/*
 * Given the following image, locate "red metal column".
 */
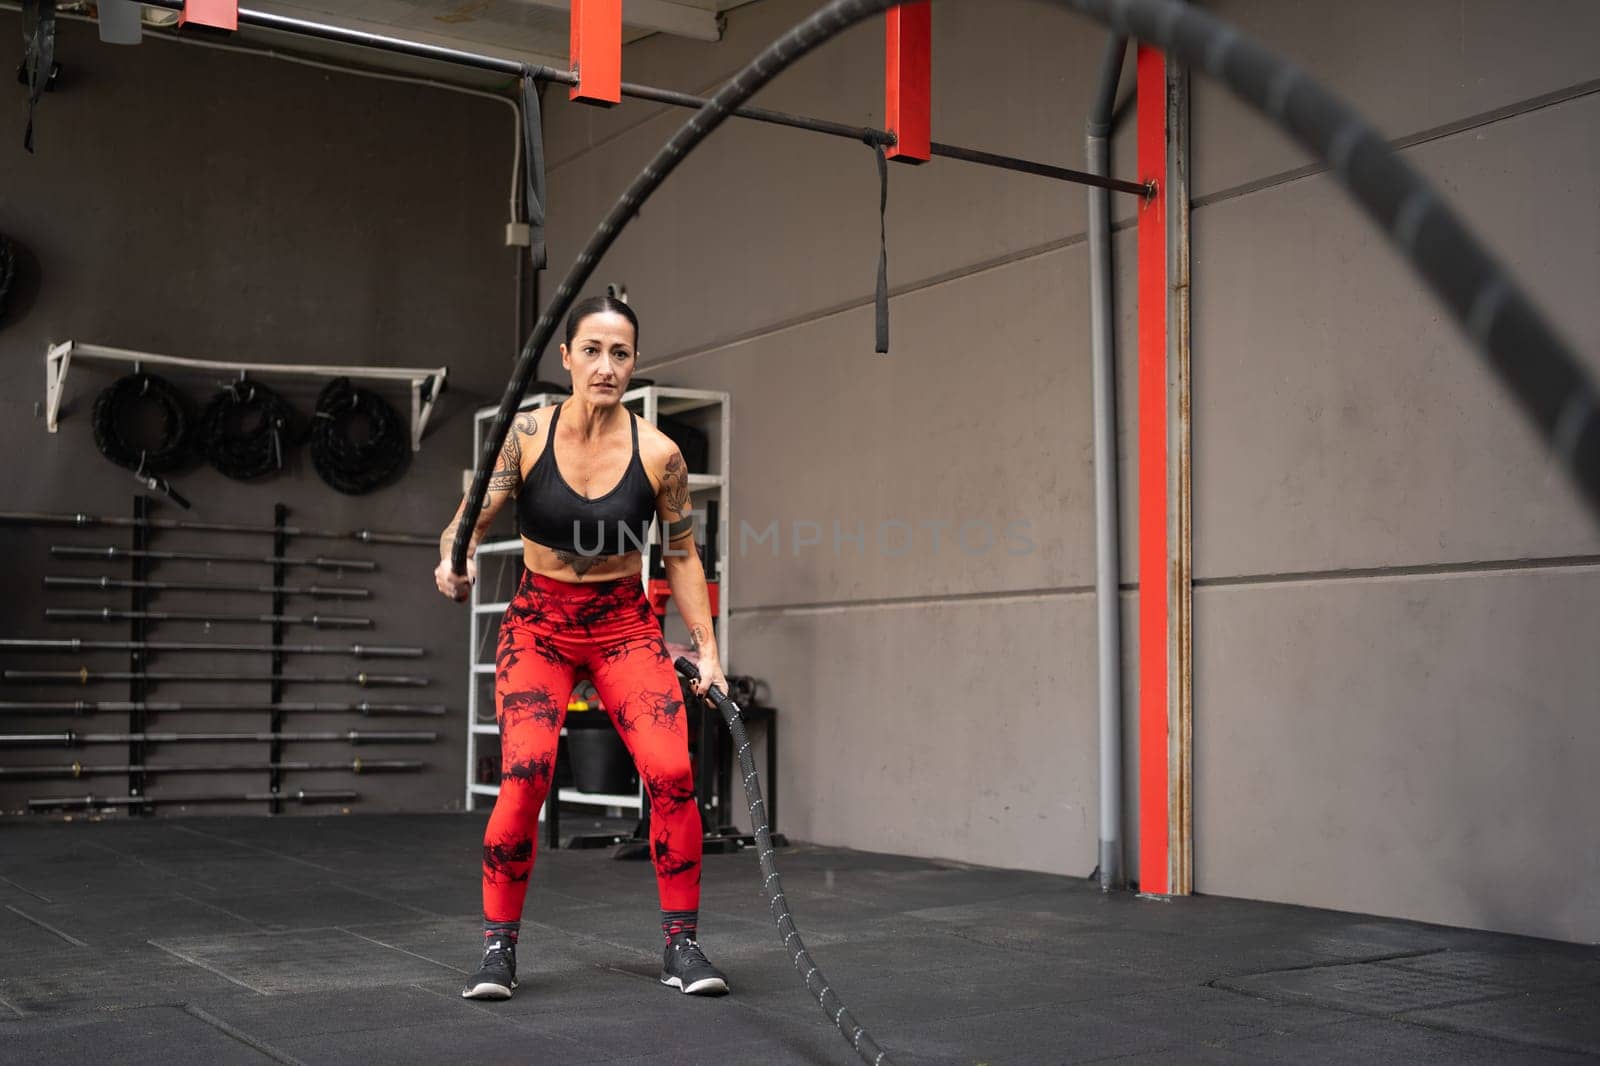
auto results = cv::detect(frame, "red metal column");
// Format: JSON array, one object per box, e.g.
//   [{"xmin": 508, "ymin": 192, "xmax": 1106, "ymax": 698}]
[
  {"xmin": 885, "ymin": 2, "xmax": 931, "ymax": 163},
  {"xmin": 180, "ymin": 1, "xmax": 237, "ymax": 31},
  {"xmin": 570, "ymin": 0, "xmax": 622, "ymax": 107},
  {"xmin": 1136, "ymin": 43, "xmax": 1171, "ymax": 896}
]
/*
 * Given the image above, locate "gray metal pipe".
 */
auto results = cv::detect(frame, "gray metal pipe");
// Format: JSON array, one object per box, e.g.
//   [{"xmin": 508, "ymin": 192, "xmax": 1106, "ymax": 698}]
[{"xmin": 1087, "ymin": 33, "xmax": 1128, "ymax": 893}]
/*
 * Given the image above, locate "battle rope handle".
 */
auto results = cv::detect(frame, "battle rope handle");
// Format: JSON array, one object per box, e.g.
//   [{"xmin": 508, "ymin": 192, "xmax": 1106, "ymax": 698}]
[
  {"xmin": 452, "ymin": 0, "xmax": 1599, "ymax": 580},
  {"xmin": 675, "ymin": 658, "xmax": 892, "ymax": 1066}
]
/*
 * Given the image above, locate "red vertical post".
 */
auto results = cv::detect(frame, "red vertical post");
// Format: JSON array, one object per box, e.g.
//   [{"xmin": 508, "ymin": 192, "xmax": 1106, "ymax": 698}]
[
  {"xmin": 179, "ymin": 0, "xmax": 238, "ymax": 31},
  {"xmin": 1136, "ymin": 43, "xmax": 1170, "ymax": 896},
  {"xmin": 885, "ymin": 2, "xmax": 931, "ymax": 163},
  {"xmin": 570, "ymin": 0, "xmax": 623, "ymax": 107}
]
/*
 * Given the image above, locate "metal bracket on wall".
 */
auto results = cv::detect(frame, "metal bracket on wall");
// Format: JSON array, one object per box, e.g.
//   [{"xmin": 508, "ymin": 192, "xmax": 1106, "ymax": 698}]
[{"xmin": 44, "ymin": 340, "xmax": 449, "ymax": 452}]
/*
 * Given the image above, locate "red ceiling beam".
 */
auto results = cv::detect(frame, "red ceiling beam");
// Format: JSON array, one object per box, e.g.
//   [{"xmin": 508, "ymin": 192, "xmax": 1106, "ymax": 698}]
[
  {"xmin": 570, "ymin": 0, "xmax": 623, "ymax": 107},
  {"xmin": 179, "ymin": 1, "xmax": 238, "ymax": 31},
  {"xmin": 884, "ymin": 2, "xmax": 931, "ymax": 163}
]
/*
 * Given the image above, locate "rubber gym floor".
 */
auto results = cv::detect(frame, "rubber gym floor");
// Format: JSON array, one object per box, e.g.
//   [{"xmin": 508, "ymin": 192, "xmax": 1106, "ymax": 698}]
[{"xmin": 1, "ymin": 813, "xmax": 1596, "ymax": 1065}]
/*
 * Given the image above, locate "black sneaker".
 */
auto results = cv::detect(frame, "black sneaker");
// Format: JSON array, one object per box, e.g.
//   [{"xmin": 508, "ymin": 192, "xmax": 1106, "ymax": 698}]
[
  {"xmin": 461, "ymin": 936, "xmax": 517, "ymax": 1000},
  {"xmin": 660, "ymin": 934, "xmax": 728, "ymax": 995}
]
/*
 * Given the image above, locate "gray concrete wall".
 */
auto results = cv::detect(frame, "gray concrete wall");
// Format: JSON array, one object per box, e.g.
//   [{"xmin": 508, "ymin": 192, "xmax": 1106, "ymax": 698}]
[
  {"xmin": 1192, "ymin": 0, "xmax": 1600, "ymax": 943},
  {"xmin": 0, "ymin": 16, "xmax": 521, "ymax": 816},
  {"xmin": 541, "ymin": 0, "xmax": 1146, "ymax": 880},
  {"xmin": 539, "ymin": 0, "xmax": 1599, "ymax": 943}
]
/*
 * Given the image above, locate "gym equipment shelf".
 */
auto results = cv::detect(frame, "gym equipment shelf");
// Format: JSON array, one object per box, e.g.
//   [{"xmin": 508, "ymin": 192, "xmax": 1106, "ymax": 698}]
[
  {"xmin": 45, "ymin": 340, "xmax": 448, "ymax": 452},
  {"xmin": 463, "ymin": 385, "xmax": 731, "ymax": 817}
]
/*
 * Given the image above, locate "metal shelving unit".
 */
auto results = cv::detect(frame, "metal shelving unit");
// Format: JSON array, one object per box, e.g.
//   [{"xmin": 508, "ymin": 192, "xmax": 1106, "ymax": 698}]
[{"xmin": 463, "ymin": 385, "xmax": 730, "ymax": 814}]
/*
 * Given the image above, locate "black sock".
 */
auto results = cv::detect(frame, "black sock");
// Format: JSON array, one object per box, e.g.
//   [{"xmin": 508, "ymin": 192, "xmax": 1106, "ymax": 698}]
[
  {"xmin": 661, "ymin": 910, "xmax": 697, "ymax": 941},
  {"xmin": 484, "ymin": 920, "xmax": 520, "ymax": 946}
]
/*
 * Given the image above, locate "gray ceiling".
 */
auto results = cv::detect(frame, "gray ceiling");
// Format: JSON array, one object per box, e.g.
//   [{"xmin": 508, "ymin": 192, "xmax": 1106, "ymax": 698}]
[{"xmin": 223, "ymin": 0, "xmax": 755, "ymax": 68}]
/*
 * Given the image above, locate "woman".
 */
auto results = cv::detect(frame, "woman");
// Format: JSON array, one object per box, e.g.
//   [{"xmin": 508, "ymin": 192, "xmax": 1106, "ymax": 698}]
[{"xmin": 434, "ymin": 295, "xmax": 729, "ymax": 1001}]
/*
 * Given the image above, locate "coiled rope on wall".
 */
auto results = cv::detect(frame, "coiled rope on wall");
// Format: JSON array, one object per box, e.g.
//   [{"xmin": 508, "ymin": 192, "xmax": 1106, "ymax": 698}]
[
  {"xmin": 453, "ymin": 2, "xmax": 1600, "ymax": 1061},
  {"xmin": 310, "ymin": 377, "xmax": 409, "ymax": 495},
  {"xmin": 198, "ymin": 379, "xmax": 296, "ymax": 481},
  {"xmin": 91, "ymin": 372, "xmax": 192, "ymax": 474}
]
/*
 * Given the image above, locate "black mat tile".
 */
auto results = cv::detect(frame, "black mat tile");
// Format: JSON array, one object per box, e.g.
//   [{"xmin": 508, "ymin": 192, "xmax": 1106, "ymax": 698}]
[
  {"xmin": 191, "ymin": 984, "xmax": 485, "ymax": 1043},
  {"xmin": 1216, "ymin": 959, "xmax": 1520, "ymax": 1014},
  {"xmin": 147, "ymin": 928, "xmax": 462, "ymax": 994},
  {"xmin": 1403, "ymin": 990, "xmax": 1600, "ymax": 1057},
  {"xmin": 1072, "ymin": 984, "xmax": 1354, "ymax": 1045},
  {"xmin": 1384, "ymin": 948, "xmax": 1600, "ymax": 995},
  {"xmin": 184, "ymin": 884, "xmax": 434, "ymax": 931},
  {"xmin": 881, "ymin": 1000, "xmax": 1186, "ymax": 1065},
  {"xmin": 1228, "ymin": 1016, "xmax": 1597, "ymax": 1065},
  {"xmin": 2, "ymin": 815, "xmax": 1594, "ymax": 1066},
  {"xmin": 0, "ymin": 943, "xmax": 254, "ymax": 1015},
  {"xmin": 0, "ymin": 1005, "xmax": 274, "ymax": 1066},
  {"xmin": 274, "ymin": 1013, "xmax": 601, "ymax": 1065},
  {"xmin": 0, "ymin": 904, "xmax": 83, "ymax": 957}
]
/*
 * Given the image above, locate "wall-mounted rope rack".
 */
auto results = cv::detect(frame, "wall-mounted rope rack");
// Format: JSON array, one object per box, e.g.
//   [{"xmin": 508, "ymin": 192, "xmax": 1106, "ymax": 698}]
[{"xmin": 45, "ymin": 341, "xmax": 448, "ymax": 452}]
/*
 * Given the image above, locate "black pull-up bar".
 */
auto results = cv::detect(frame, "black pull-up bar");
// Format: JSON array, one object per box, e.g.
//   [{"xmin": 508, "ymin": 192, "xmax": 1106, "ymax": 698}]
[{"xmin": 132, "ymin": 0, "xmax": 1149, "ymax": 197}]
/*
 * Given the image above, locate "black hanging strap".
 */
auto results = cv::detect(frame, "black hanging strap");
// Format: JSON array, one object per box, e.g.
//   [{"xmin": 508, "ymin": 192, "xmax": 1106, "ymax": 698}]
[
  {"xmin": 520, "ymin": 70, "xmax": 549, "ymax": 270},
  {"xmin": 872, "ymin": 141, "xmax": 889, "ymax": 354},
  {"xmin": 21, "ymin": 0, "xmax": 57, "ymax": 154}
]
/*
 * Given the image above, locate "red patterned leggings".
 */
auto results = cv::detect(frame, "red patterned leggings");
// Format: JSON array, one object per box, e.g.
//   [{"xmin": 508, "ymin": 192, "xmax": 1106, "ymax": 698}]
[{"xmin": 482, "ymin": 570, "xmax": 702, "ymax": 923}]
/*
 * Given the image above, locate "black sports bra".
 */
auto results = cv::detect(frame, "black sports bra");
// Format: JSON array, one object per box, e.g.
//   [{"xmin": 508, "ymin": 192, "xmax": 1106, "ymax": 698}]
[{"xmin": 516, "ymin": 403, "xmax": 657, "ymax": 557}]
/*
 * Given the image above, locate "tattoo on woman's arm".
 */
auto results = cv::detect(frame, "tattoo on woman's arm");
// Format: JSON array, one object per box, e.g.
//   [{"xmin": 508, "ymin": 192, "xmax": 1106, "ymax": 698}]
[
  {"xmin": 667, "ymin": 515, "xmax": 695, "ymax": 542},
  {"xmin": 662, "ymin": 452, "xmax": 690, "ymax": 517},
  {"xmin": 690, "ymin": 624, "xmax": 710, "ymax": 651},
  {"xmin": 489, "ymin": 425, "xmax": 523, "ymax": 494}
]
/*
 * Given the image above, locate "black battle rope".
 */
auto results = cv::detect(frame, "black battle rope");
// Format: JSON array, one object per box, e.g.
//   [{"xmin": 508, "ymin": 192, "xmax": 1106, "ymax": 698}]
[
  {"xmin": 91, "ymin": 373, "xmax": 193, "ymax": 507},
  {"xmin": 20, "ymin": 0, "xmax": 56, "ymax": 153},
  {"xmin": 674, "ymin": 659, "xmax": 888, "ymax": 1065},
  {"xmin": 198, "ymin": 378, "xmax": 296, "ymax": 480},
  {"xmin": 310, "ymin": 377, "xmax": 408, "ymax": 495},
  {"xmin": 92, "ymin": 376, "xmax": 191, "ymax": 470},
  {"xmin": 453, "ymin": 0, "xmax": 1600, "ymax": 584},
  {"xmin": 0, "ymin": 234, "xmax": 17, "ymax": 318}
]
